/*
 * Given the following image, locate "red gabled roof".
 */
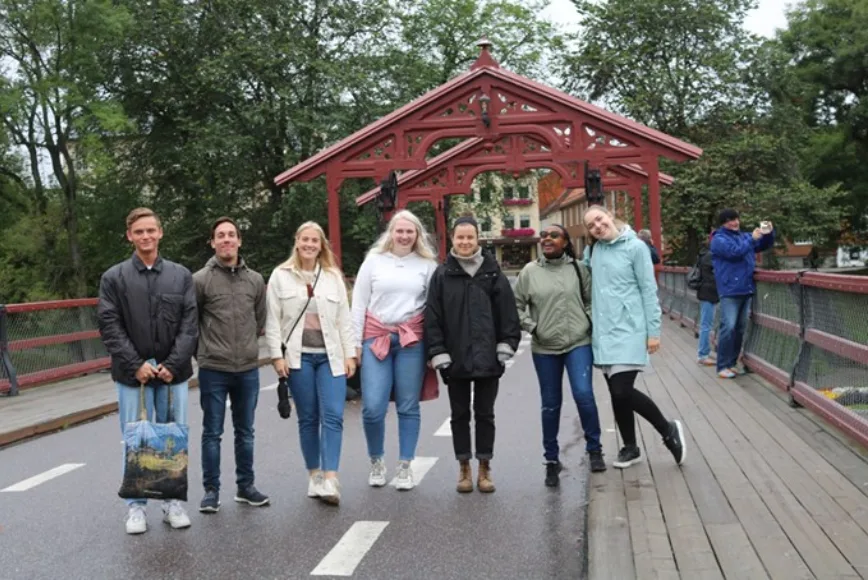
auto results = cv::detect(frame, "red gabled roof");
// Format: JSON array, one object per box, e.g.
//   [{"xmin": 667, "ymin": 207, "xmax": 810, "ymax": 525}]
[{"xmin": 275, "ymin": 56, "xmax": 701, "ymax": 186}]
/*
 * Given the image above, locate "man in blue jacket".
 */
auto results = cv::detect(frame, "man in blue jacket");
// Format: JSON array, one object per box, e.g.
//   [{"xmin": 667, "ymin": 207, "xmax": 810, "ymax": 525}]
[{"xmin": 710, "ymin": 208, "xmax": 775, "ymax": 379}]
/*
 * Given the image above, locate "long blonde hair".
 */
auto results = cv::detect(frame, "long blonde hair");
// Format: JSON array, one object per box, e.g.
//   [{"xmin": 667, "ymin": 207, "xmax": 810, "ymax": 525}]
[
  {"xmin": 281, "ymin": 221, "xmax": 340, "ymax": 273},
  {"xmin": 581, "ymin": 205, "xmax": 627, "ymax": 241},
  {"xmin": 368, "ymin": 209, "xmax": 437, "ymax": 260}
]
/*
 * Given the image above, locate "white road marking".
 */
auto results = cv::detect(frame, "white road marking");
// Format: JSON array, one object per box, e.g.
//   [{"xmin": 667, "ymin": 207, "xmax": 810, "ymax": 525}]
[
  {"xmin": 311, "ymin": 521, "xmax": 389, "ymax": 576},
  {"xmin": 516, "ymin": 348, "xmax": 525, "ymax": 356},
  {"xmin": 504, "ymin": 360, "xmax": 515, "ymax": 368},
  {"xmin": 434, "ymin": 419, "xmax": 452, "ymax": 437},
  {"xmin": 1, "ymin": 463, "xmax": 85, "ymax": 492},
  {"xmin": 389, "ymin": 457, "xmax": 438, "ymax": 488}
]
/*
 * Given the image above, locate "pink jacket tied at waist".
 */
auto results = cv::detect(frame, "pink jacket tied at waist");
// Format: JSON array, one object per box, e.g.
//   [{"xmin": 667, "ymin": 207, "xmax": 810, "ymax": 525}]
[{"xmin": 363, "ymin": 311, "xmax": 439, "ymax": 402}]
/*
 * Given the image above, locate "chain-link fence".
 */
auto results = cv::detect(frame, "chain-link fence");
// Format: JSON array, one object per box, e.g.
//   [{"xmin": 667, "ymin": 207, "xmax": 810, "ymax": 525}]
[
  {"xmin": 658, "ymin": 266, "xmax": 868, "ymax": 448},
  {"xmin": 0, "ymin": 299, "xmax": 109, "ymax": 395}
]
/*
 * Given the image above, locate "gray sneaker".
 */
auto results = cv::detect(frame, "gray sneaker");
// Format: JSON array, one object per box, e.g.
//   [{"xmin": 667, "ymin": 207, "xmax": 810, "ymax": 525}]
[
  {"xmin": 199, "ymin": 487, "xmax": 220, "ymax": 513},
  {"xmin": 125, "ymin": 505, "xmax": 147, "ymax": 535},
  {"xmin": 368, "ymin": 457, "xmax": 387, "ymax": 487},
  {"xmin": 161, "ymin": 500, "xmax": 191, "ymax": 529},
  {"xmin": 395, "ymin": 461, "xmax": 414, "ymax": 491}
]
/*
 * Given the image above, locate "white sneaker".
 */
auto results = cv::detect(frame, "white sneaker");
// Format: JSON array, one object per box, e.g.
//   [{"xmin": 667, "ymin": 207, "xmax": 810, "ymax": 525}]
[
  {"xmin": 161, "ymin": 499, "xmax": 191, "ymax": 529},
  {"xmin": 125, "ymin": 505, "xmax": 147, "ymax": 535},
  {"xmin": 319, "ymin": 477, "xmax": 341, "ymax": 505},
  {"xmin": 395, "ymin": 461, "xmax": 414, "ymax": 491},
  {"xmin": 368, "ymin": 457, "xmax": 387, "ymax": 487},
  {"xmin": 308, "ymin": 473, "xmax": 324, "ymax": 498}
]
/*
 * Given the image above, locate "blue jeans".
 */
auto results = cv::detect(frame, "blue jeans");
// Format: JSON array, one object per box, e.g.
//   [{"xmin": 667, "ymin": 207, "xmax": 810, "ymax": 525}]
[
  {"xmin": 289, "ymin": 353, "xmax": 346, "ymax": 472},
  {"xmin": 717, "ymin": 295, "xmax": 752, "ymax": 371},
  {"xmin": 199, "ymin": 368, "xmax": 259, "ymax": 491},
  {"xmin": 697, "ymin": 301, "xmax": 717, "ymax": 359},
  {"xmin": 361, "ymin": 334, "xmax": 426, "ymax": 461},
  {"xmin": 531, "ymin": 345, "xmax": 602, "ymax": 460},
  {"xmin": 117, "ymin": 377, "xmax": 188, "ymax": 507}
]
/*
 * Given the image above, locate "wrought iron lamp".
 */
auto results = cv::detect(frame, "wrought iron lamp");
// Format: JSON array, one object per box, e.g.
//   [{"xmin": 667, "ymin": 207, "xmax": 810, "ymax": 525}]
[
  {"xmin": 479, "ymin": 93, "xmax": 491, "ymax": 128},
  {"xmin": 378, "ymin": 171, "xmax": 398, "ymax": 213},
  {"xmin": 584, "ymin": 161, "xmax": 604, "ymax": 205}
]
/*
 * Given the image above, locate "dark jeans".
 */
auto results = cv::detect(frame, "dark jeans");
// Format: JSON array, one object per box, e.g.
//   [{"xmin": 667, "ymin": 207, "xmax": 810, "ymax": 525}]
[
  {"xmin": 604, "ymin": 371, "xmax": 670, "ymax": 447},
  {"xmin": 532, "ymin": 345, "xmax": 602, "ymax": 460},
  {"xmin": 199, "ymin": 368, "xmax": 260, "ymax": 491},
  {"xmin": 447, "ymin": 377, "xmax": 499, "ymax": 461},
  {"xmin": 717, "ymin": 295, "xmax": 752, "ymax": 371}
]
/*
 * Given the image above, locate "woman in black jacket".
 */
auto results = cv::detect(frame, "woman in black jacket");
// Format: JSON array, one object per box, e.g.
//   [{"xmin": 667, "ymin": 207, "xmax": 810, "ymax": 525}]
[
  {"xmin": 696, "ymin": 235, "xmax": 720, "ymax": 365},
  {"xmin": 425, "ymin": 216, "xmax": 522, "ymax": 494}
]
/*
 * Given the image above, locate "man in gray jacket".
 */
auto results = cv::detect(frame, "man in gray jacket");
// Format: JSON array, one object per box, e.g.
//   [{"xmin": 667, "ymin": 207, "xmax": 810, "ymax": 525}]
[
  {"xmin": 98, "ymin": 207, "xmax": 198, "ymax": 535},
  {"xmin": 194, "ymin": 217, "xmax": 268, "ymax": 513}
]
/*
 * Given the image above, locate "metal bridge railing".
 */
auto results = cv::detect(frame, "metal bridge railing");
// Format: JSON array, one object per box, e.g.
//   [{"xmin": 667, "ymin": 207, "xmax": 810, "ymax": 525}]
[{"xmin": 658, "ymin": 266, "xmax": 868, "ymax": 449}]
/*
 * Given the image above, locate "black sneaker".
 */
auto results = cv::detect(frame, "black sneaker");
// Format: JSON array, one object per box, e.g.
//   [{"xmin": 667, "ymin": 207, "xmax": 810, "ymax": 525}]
[
  {"xmin": 234, "ymin": 485, "xmax": 270, "ymax": 507},
  {"xmin": 589, "ymin": 451, "xmax": 607, "ymax": 473},
  {"xmin": 544, "ymin": 461, "xmax": 563, "ymax": 487},
  {"xmin": 199, "ymin": 487, "xmax": 220, "ymax": 513},
  {"xmin": 663, "ymin": 420, "xmax": 687, "ymax": 466},
  {"xmin": 612, "ymin": 445, "xmax": 642, "ymax": 469}
]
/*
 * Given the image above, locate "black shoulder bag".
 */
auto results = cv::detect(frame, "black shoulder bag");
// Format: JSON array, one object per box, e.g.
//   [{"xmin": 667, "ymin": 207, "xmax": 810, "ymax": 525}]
[{"xmin": 276, "ymin": 267, "xmax": 321, "ymax": 419}]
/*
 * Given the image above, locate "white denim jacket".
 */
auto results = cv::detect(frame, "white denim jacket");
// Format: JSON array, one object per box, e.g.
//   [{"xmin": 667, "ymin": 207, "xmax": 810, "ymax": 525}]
[{"xmin": 265, "ymin": 264, "xmax": 356, "ymax": 377}]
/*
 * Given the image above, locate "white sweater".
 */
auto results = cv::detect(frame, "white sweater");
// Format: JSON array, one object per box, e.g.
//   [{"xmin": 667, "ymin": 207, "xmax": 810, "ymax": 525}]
[{"xmin": 351, "ymin": 251, "xmax": 437, "ymax": 347}]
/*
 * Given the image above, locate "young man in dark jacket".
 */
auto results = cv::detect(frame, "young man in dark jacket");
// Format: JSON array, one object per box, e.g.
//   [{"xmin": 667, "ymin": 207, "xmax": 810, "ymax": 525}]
[
  {"xmin": 98, "ymin": 207, "xmax": 198, "ymax": 535},
  {"xmin": 696, "ymin": 235, "xmax": 719, "ymax": 366},
  {"xmin": 194, "ymin": 217, "xmax": 269, "ymax": 513},
  {"xmin": 710, "ymin": 209, "xmax": 775, "ymax": 378},
  {"xmin": 425, "ymin": 216, "xmax": 522, "ymax": 494}
]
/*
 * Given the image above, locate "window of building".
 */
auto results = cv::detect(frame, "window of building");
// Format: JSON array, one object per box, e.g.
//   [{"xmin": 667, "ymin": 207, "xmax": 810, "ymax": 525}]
[
  {"xmin": 520, "ymin": 214, "xmax": 531, "ymax": 229},
  {"xmin": 481, "ymin": 217, "xmax": 492, "ymax": 233},
  {"xmin": 518, "ymin": 184, "xmax": 530, "ymax": 199}
]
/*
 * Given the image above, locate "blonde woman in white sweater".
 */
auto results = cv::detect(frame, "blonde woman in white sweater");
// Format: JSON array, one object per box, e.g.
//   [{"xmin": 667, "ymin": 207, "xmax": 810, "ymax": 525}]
[
  {"xmin": 352, "ymin": 210, "xmax": 438, "ymax": 491},
  {"xmin": 265, "ymin": 222, "xmax": 356, "ymax": 505}
]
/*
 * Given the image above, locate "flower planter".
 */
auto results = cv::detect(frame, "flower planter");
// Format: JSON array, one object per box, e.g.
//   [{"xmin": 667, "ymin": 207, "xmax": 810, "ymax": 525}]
[
  {"xmin": 503, "ymin": 198, "xmax": 533, "ymax": 206},
  {"xmin": 501, "ymin": 228, "xmax": 535, "ymax": 238}
]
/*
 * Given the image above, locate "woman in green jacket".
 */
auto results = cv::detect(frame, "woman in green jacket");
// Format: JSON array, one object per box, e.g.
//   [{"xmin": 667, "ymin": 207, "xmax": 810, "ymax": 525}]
[
  {"xmin": 515, "ymin": 224, "xmax": 606, "ymax": 487},
  {"xmin": 583, "ymin": 206, "xmax": 686, "ymax": 469}
]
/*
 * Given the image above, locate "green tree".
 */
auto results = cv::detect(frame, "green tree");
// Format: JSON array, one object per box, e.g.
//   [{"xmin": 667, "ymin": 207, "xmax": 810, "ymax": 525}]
[
  {"xmin": 0, "ymin": 0, "xmax": 133, "ymax": 297},
  {"xmin": 776, "ymin": 0, "xmax": 868, "ymax": 235}
]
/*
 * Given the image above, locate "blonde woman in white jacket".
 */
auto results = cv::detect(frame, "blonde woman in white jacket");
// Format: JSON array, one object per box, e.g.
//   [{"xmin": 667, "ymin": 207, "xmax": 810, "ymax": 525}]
[{"xmin": 265, "ymin": 221, "xmax": 357, "ymax": 505}]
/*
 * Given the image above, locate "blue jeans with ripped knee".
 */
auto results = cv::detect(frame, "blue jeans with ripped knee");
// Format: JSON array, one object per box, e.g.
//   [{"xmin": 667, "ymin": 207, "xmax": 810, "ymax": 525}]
[{"xmin": 531, "ymin": 344, "xmax": 602, "ymax": 461}]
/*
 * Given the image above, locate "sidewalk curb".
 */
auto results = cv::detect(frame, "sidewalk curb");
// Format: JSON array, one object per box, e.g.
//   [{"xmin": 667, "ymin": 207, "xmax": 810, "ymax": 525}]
[{"xmin": 0, "ymin": 356, "xmax": 273, "ymax": 449}]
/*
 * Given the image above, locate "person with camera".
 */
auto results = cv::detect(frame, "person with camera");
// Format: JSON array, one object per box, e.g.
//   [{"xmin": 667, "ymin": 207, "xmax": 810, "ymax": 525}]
[
  {"xmin": 265, "ymin": 221, "xmax": 357, "ymax": 505},
  {"xmin": 710, "ymin": 209, "xmax": 775, "ymax": 379},
  {"xmin": 425, "ymin": 216, "xmax": 521, "ymax": 493},
  {"xmin": 194, "ymin": 217, "xmax": 269, "ymax": 514}
]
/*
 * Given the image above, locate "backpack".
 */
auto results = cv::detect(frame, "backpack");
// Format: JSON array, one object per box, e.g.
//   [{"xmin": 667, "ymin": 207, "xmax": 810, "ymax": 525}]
[{"xmin": 687, "ymin": 256, "xmax": 702, "ymax": 290}]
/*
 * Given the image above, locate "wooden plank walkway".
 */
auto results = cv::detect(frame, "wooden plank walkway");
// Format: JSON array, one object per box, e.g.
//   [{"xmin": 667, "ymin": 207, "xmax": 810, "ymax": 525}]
[{"xmin": 589, "ymin": 318, "xmax": 868, "ymax": 580}]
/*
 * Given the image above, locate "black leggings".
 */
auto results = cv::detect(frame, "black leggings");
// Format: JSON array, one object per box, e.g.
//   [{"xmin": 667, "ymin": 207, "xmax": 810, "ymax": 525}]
[{"xmin": 605, "ymin": 371, "xmax": 670, "ymax": 447}]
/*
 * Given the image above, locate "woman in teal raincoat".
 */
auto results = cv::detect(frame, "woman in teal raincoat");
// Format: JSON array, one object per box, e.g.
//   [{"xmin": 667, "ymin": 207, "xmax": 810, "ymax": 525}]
[{"xmin": 583, "ymin": 205, "xmax": 687, "ymax": 469}]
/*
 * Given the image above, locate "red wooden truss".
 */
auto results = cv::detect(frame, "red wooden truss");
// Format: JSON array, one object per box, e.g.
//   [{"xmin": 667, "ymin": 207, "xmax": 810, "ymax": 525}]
[
  {"xmin": 355, "ymin": 137, "xmax": 676, "ymax": 253},
  {"xmin": 275, "ymin": 40, "xmax": 702, "ymax": 263}
]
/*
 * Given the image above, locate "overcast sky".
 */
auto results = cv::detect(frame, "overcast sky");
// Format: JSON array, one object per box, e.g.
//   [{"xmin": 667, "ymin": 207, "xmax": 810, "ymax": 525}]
[{"xmin": 542, "ymin": 0, "xmax": 792, "ymax": 38}]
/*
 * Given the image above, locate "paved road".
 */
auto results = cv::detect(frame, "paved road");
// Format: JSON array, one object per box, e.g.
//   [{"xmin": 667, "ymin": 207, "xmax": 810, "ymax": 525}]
[{"xmin": 0, "ymin": 336, "xmax": 590, "ymax": 579}]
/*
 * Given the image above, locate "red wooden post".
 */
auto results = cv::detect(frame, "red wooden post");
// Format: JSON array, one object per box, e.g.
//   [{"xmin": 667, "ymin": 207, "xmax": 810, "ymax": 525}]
[
  {"xmin": 435, "ymin": 195, "xmax": 448, "ymax": 259},
  {"xmin": 631, "ymin": 183, "xmax": 643, "ymax": 232},
  {"xmin": 327, "ymin": 173, "xmax": 343, "ymax": 266},
  {"xmin": 646, "ymin": 158, "xmax": 662, "ymax": 253}
]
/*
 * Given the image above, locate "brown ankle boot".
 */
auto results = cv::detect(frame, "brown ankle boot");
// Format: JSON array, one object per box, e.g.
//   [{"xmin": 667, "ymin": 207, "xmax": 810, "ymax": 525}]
[
  {"xmin": 477, "ymin": 460, "xmax": 495, "ymax": 493},
  {"xmin": 456, "ymin": 460, "xmax": 473, "ymax": 493}
]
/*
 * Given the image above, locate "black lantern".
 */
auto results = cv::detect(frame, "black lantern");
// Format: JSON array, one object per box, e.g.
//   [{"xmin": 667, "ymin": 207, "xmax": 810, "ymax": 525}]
[
  {"xmin": 378, "ymin": 171, "xmax": 398, "ymax": 213},
  {"xmin": 479, "ymin": 93, "xmax": 491, "ymax": 128},
  {"xmin": 584, "ymin": 161, "xmax": 604, "ymax": 205}
]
